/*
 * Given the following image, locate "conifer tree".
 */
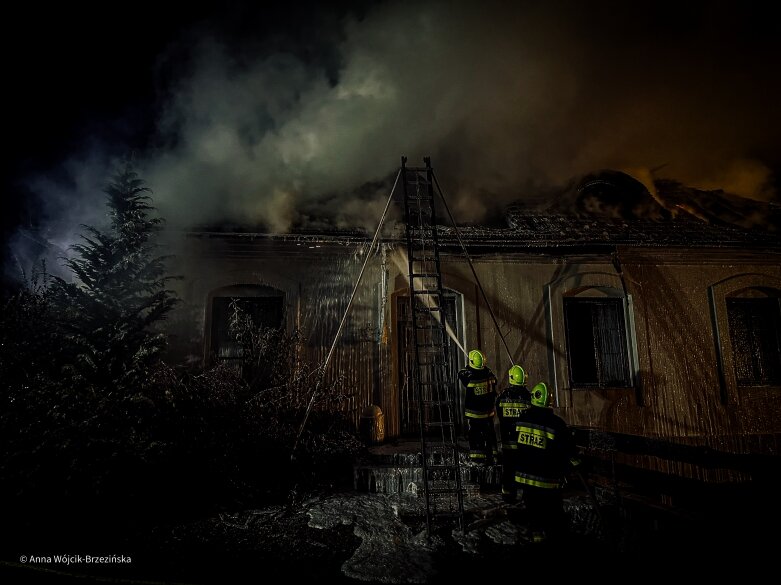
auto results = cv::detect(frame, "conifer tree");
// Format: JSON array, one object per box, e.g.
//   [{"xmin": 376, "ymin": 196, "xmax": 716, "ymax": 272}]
[{"xmin": 53, "ymin": 162, "xmax": 177, "ymax": 388}]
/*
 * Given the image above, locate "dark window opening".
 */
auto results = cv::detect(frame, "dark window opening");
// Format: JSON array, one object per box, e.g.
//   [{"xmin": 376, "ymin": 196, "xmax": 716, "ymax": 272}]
[
  {"xmin": 727, "ymin": 298, "xmax": 781, "ymax": 386},
  {"xmin": 564, "ymin": 297, "xmax": 631, "ymax": 388},
  {"xmin": 211, "ymin": 295, "xmax": 284, "ymax": 361}
]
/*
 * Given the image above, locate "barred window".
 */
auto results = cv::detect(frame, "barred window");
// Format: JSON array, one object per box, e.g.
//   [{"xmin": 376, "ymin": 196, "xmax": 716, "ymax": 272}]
[
  {"xmin": 564, "ymin": 297, "xmax": 631, "ymax": 388},
  {"xmin": 727, "ymin": 298, "xmax": 781, "ymax": 386}
]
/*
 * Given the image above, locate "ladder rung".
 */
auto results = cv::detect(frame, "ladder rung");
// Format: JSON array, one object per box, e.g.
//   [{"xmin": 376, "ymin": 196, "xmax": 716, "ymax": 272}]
[
  {"xmin": 429, "ymin": 512, "xmax": 463, "ymax": 518},
  {"xmin": 412, "ymin": 289, "xmax": 443, "ymax": 295},
  {"xmin": 425, "ymin": 443, "xmax": 458, "ymax": 450},
  {"xmin": 410, "ymin": 255, "xmax": 438, "ymax": 261},
  {"xmin": 410, "ymin": 264, "xmax": 439, "ymax": 270},
  {"xmin": 425, "ymin": 421, "xmax": 455, "ymax": 427},
  {"xmin": 410, "ymin": 273, "xmax": 440, "ymax": 278},
  {"xmin": 416, "ymin": 306, "xmax": 441, "ymax": 312},
  {"xmin": 426, "ymin": 487, "xmax": 461, "ymax": 494}
]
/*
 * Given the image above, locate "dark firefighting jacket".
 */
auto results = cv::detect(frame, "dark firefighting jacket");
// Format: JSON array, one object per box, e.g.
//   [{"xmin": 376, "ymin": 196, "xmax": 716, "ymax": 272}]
[
  {"xmin": 514, "ymin": 406, "xmax": 573, "ymax": 489},
  {"xmin": 495, "ymin": 385, "xmax": 532, "ymax": 450},
  {"xmin": 458, "ymin": 366, "xmax": 497, "ymax": 419}
]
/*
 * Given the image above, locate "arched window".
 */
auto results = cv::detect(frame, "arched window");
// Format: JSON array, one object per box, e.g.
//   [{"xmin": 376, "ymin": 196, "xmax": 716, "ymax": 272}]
[
  {"xmin": 545, "ymin": 271, "xmax": 640, "ymax": 405},
  {"xmin": 709, "ymin": 273, "xmax": 781, "ymax": 403},
  {"xmin": 564, "ymin": 290, "xmax": 632, "ymax": 388}
]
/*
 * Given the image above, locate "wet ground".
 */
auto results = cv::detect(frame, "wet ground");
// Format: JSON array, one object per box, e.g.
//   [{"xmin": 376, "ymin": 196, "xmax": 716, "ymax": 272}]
[
  {"xmin": 3, "ymin": 476, "xmax": 778, "ymax": 583},
  {"xmin": 0, "ymin": 487, "xmax": 647, "ymax": 584},
  {"xmin": 0, "ymin": 487, "xmax": 590, "ymax": 583}
]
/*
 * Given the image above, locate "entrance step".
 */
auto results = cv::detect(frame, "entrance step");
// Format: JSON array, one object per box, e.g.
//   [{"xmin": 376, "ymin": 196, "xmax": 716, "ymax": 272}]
[{"xmin": 353, "ymin": 440, "xmax": 501, "ymax": 497}]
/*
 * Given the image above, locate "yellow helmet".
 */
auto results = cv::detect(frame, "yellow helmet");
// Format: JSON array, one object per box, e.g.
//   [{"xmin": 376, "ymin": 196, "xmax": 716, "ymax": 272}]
[
  {"xmin": 531, "ymin": 382, "xmax": 549, "ymax": 407},
  {"xmin": 508, "ymin": 365, "xmax": 526, "ymax": 386},
  {"xmin": 468, "ymin": 349, "xmax": 485, "ymax": 369}
]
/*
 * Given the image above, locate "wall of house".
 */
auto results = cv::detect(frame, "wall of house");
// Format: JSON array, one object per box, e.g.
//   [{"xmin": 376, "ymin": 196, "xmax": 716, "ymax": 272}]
[
  {"xmin": 167, "ymin": 234, "xmax": 781, "ymax": 470},
  {"xmin": 166, "ymin": 235, "xmax": 388, "ymax": 429},
  {"xmin": 428, "ymin": 247, "xmax": 781, "ymax": 476}
]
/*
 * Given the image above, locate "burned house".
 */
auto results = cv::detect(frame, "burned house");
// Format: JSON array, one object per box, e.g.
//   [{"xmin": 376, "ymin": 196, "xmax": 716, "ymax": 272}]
[{"xmin": 166, "ymin": 171, "xmax": 781, "ymax": 482}]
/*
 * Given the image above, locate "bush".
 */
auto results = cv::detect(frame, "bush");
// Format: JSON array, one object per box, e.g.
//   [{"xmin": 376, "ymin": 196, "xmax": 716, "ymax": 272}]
[
  {"xmin": 0, "ymin": 167, "xmax": 362, "ymax": 548},
  {"xmin": 1, "ymin": 293, "xmax": 361, "ymax": 541}
]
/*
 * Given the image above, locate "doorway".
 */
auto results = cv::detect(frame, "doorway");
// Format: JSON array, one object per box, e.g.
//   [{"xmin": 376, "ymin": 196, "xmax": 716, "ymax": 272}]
[{"xmin": 397, "ymin": 289, "xmax": 466, "ymax": 436}]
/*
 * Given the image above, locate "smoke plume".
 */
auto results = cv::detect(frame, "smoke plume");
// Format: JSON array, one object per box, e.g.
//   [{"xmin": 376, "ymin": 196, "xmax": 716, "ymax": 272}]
[{"xmin": 26, "ymin": 1, "xmax": 781, "ymax": 238}]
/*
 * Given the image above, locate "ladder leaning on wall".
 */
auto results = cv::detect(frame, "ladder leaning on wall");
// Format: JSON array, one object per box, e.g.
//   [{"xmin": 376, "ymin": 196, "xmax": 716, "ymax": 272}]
[
  {"xmin": 295, "ymin": 155, "xmax": 514, "ymax": 536},
  {"xmin": 400, "ymin": 156, "xmax": 465, "ymax": 535}
]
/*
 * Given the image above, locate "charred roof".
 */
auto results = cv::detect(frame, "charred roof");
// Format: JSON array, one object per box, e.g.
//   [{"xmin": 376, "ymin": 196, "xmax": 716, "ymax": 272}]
[{"xmin": 187, "ymin": 170, "xmax": 781, "ymax": 252}]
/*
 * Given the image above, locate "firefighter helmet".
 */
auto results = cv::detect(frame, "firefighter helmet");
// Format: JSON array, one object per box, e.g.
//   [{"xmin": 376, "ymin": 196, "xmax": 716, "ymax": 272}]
[
  {"xmin": 531, "ymin": 382, "xmax": 549, "ymax": 407},
  {"xmin": 468, "ymin": 349, "xmax": 485, "ymax": 369},
  {"xmin": 508, "ymin": 364, "xmax": 526, "ymax": 386}
]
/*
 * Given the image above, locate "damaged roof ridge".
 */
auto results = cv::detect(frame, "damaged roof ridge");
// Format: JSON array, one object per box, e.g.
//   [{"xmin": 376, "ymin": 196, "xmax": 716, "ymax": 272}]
[{"xmin": 180, "ymin": 212, "xmax": 781, "ymax": 251}]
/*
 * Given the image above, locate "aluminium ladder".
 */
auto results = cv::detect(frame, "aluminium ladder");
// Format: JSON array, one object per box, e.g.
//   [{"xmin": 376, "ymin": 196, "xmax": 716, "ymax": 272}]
[{"xmin": 400, "ymin": 156, "xmax": 465, "ymax": 535}]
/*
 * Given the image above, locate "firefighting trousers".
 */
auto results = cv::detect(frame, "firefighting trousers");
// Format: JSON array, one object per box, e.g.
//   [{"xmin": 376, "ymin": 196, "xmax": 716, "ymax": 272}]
[
  {"xmin": 500, "ymin": 448, "xmax": 518, "ymax": 499},
  {"xmin": 521, "ymin": 485, "xmax": 566, "ymax": 539},
  {"xmin": 467, "ymin": 417, "xmax": 497, "ymax": 463}
]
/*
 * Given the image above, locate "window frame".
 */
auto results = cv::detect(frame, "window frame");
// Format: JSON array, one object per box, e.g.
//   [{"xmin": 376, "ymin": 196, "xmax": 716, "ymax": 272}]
[
  {"xmin": 203, "ymin": 284, "xmax": 287, "ymax": 365},
  {"xmin": 563, "ymin": 296, "xmax": 633, "ymax": 389},
  {"xmin": 544, "ymin": 271, "xmax": 643, "ymax": 408},
  {"xmin": 210, "ymin": 294, "xmax": 286, "ymax": 362},
  {"xmin": 708, "ymin": 274, "xmax": 781, "ymax": 405}
]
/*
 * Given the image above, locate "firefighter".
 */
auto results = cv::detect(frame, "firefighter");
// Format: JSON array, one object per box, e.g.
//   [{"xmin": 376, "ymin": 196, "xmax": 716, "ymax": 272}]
[
  {"xmin": 458, "ymin": 349, "xmax": 498, "ymax": 464},
  {"xmin": 514, "ymin": 381, "xmax": 574, "ymax": 543},
  {"xmin": 495, "ymin": 364, "xmax": 532, "ymax": 502}
]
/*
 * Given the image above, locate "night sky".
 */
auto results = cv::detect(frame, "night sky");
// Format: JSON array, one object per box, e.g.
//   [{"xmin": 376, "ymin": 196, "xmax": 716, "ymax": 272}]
[
  {"xmin": 2, "ymin": 1, "xmax": 357, "ymax": 230},
  {"xmin": 3, "ymin": 0, "xmax": 781, "ymax": 281}
]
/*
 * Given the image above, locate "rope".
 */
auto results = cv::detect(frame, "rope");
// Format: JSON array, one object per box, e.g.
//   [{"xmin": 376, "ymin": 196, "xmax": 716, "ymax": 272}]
[
  {"xmin": 291, "ymin": 169, "xmax": 401, "ymax": 459},
  {"xmin": 431, "ymin": 172, "xmax": 515, "ymax": 366}
]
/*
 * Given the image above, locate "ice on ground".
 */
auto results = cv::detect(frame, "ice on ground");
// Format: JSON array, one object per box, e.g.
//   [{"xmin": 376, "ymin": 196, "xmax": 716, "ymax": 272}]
[
  {"xmin": 308, "ymin": 493, "xmax": 437, "ymax": 583},
  {"xmin": 484, "ymin": 520, "xmax": 519, "ymax": 545}
]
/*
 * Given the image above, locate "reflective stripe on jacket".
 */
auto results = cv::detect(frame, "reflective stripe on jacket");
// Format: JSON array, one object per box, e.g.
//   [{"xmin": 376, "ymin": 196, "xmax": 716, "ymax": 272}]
[
  {"xmin": 496, "ymin": 385, "xmax": 532, "ymax": 450},
  {"xmin": 514, "ymin": 471, "xmax": 561, "ymax": 489}
]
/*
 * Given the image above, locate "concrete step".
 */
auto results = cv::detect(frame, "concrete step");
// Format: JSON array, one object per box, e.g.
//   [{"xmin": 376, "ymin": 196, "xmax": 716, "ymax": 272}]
[{"xmin": 354, "ymin": 440, "xmax": 502, "ymax": 495}]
